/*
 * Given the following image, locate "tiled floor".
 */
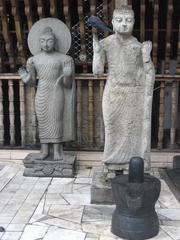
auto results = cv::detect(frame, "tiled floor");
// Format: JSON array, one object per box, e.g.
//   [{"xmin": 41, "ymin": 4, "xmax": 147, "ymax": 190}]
[{"xmin": 0, "ymin": 161, "xmax": 180, "ymax": 240}]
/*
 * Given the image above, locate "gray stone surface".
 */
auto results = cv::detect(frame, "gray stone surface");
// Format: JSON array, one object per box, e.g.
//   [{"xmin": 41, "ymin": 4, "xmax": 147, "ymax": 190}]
[
  {"xmin": 91, "ymin": 172, "xmax": 114, "ymax": 204},
  {"xmin": 23, "ymin": 154, "xmax": 75, "ymax": 177},
  {"xmin": 93, "ymin": 6, "xmax": 155, "ymax": 170},
  {"xmin": 0, "ymin": 162, "xmax": 179, "ymax": 240},
  {"xmin": 18, "ymin": 18, "xmax": 76, "ymax": 175}
]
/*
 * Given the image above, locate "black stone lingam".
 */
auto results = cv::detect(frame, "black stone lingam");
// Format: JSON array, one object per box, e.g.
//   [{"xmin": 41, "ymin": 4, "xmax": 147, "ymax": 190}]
[{"xmin": 111, "ymin": 157, "xmax": 161, "ymax": 240}]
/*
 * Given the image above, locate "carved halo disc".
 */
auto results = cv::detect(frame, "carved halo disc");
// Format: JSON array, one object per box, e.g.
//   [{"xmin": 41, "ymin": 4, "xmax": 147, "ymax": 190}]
[{"xmin": 28, "ymin": 18, "xmax": 71, "ymax": 55}]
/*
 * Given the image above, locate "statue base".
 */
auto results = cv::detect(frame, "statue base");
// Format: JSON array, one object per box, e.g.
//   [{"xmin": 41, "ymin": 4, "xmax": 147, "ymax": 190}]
[
  {"xmin": 23, "ymin": 153, "xmax": 76, "ymax": 177},
  {"xmin": 91, "ymin": 171, "xmax": 114, "ymax": 204}
]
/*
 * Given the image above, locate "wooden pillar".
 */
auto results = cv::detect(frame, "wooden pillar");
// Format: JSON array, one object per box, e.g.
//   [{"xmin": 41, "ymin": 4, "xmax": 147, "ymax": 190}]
[
  {"xmin": 140, "ymin": 0, "xmax": 145, "ymax": 42},
  {"xmin": 63, "ymin": 0, "xmax": 71, "ymax": 29},
  {"xmin": 19, "ymin": 81, "xmax": 25, "ymax": 146},
  {"xmin": 170, "ymin": 81, "xmax": 177, "ymax": 148},
  {"xmin": 8, "ymin": 80, "xmax": 15, "ymax": 145},
  {"xmin": 24, "ymin": 0, "xmax": 36, "ymax": 145},
  {"xmin": 36, "ymin": 0, "xmax": 45, "ymax": 18},
  {"xmin": 24, "ymin": 0, "xmax": 33, "ymax": 29},
  {"xmin": 115, "ymin": 0, "xmax": 128, "ymax": 8},
  {"xmin": 0, "ymin": 0, "xmax": 16, "ymax": 70},
  {"xmin": 165, "ymin": 0, "xmax": 173, "ymax": 73},
  {"xmin": 0, "ymin": 80, "xmax": 3, "ymax": 145},
  {"xmin": 10, "ymin": 0, "xmax": 26, "ymax": 65},
  {"xmin": 158, "ymin": 81, "xmax": 165, "ymax": 149},
  {"xmin": 103, "ymin": 0, "xmax": 109, "ymax": 38},
  {"xmin": 77, "ymin": 80, "xmax": 82, "ymax": 146},
  {"xmin": 176, "ymin": 22, "xmax": 180, "ymax": 73},
  {"xmin": 50, "ymin": 0, "xmax": 57, "ymax": 17},
  {"xmin": 152, "ymin": 0, "xmax": 159, "ymax": 70},
  {"xmin": 88, "ymin": 80, "xmax": 94, "ymax": 147},
  {"xmin": 77, "ymin": 0, "xmax": 88, "ymax": 72}
]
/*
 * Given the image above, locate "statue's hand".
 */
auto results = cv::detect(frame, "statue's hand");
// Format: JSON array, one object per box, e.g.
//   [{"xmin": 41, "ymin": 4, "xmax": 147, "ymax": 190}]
[
  {"xmin": 63, "ymin": 59, "xmax": 73, "ymax": 77},
  {"xmin": 142, "ymin": 41, "xmax": 152, "ymax": 63},
  {"xmin": 93, "ymin": 33, "xmax": 102, "ymax": 53},
  {"xmin": 18, "ymin": 66, "xmax": 31, "ymax": 84},
  {"xmin": 26, "ymin": 57, "xmax": 34, "ymax": 68}
]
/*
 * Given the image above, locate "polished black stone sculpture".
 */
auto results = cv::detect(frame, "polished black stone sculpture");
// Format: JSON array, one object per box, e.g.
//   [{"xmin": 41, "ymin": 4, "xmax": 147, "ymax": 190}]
[{"xmin": 111, "ymin": 157, "xmax": 161, "ymax": 240}]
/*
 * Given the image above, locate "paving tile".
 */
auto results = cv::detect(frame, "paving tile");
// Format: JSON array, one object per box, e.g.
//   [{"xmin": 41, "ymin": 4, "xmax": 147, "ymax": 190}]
[
  {"xmin": 19, "ymin": 225, "xmax": 48, "ymax": 240},
  {"xmin": 160, "ymin": 220, "xmax": 180, "ymax": 227},
  {"xmin": 61, "ymin": 193, "xmax": 90, "ymax": 205},
  {"xmin": 76, "ymin": 169, "xmax": 92, "ymax": 178},
  {"xmin": 148, "ymin": 228, "xmax": 173, "ymax": 240},
  {"xmin": 0, "ymin": 165, "xmax": 19, "ymax": 191},
  {"xmin": 6, "ymin": 224, "xmax": 25, "ymax": 232},
  {"xmin": 157, "ymin": 208, "xmax": 180, "ymax": 221},
  {"xmin": 74, "ymin": 178, "xmax": 92, "ymax": 184},
  {"xmin": 1, "ymin": 231, "xmax": 22, "ymax": 240},
  {"xmin": 11, "ymin": 178, "xmax": 51, "ymax": 224},
  {"xmin": 73, "ymin": 184, "xmax": 91, "ymax": 194},
  {"xmin": 85, "ymin": 233, "xmax": 99, "ymax": 240},
  {"xmin": 99, "ymin": 234, "xmax": 121, "ymax": 240},
  {"xmin": 41, "ymin": 217, "xmax": 82, "ymax": 231},
  {"xmin": 82, "ymin": 205, "xmax": 115, "ymax": 222},
  {"xmin": 49, "ymin": 205, "xmax": 84, "ymax": 223},
  {"xmin": 82, "ymin": 221, "xmax": 111, "ymax": 235},
  {"xmin": 158, "ymin": 181, "xmax": 180, "ymax": 209},
  {"xmin": 43, "ymin": 226, "xmax": 86, "ymax": 240},
  {"xmin": 161, "ymin": 226, "xmax": 180, "ymax": 240}
]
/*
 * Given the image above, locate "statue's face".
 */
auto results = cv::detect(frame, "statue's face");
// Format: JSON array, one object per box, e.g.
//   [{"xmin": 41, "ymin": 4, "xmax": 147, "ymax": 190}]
[
  {"xmin": 112, "ymin": 12, "xmax": 134, "ymax": 35},
  {"xmin": 39, "ymin": 33, "xmax": 56, "ymax": 52}
]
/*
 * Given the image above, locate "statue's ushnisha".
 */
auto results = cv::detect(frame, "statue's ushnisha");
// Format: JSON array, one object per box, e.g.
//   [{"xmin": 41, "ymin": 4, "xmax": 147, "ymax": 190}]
[
  {"xmin": 19, "ymin": 18, "xmax": 75, "ymax": 162},
  {"xmin": 93, "ymin": 5, "xmax": 155, "ymax": 174}
]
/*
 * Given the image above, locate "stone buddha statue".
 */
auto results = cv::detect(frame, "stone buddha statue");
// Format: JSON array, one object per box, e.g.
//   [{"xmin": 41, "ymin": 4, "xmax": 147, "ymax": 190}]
[
  {"xmin": 93, "ymin": 6, "xmax": 155, "ymax": 173},
  {"xmin": 19, "ymin": 18, "xmax": 75, "ymax": 162}
]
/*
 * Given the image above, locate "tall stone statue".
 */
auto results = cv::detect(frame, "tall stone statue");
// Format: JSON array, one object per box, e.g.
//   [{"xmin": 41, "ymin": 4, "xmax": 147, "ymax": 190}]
[
  {"xmin": 19, "ymin": 18, "xmax": 76, "ymax": 177},
  {"xmin": 93, "ymin": 6, "xmax": 155, "ymax": 172}
]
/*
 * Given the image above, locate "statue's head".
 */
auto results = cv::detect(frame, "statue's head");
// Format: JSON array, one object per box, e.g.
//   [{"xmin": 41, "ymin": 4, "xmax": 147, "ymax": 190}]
[
  {"xmin": 112, "ymin": 6, "xmax": 134, "ymax": 35},
  {"xmin": 39, "ymin": 27, "xmax": 56, "ymax": 52}
]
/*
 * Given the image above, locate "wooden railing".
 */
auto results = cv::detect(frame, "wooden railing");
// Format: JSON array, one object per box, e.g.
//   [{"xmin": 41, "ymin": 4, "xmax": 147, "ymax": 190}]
[
  {"xmin": 0, "ymin": 0, "xmax": 179, "ymax": 71},
  {"xmin": 0, "ymin": 73, "xmax": 179, "ymax": 150}
]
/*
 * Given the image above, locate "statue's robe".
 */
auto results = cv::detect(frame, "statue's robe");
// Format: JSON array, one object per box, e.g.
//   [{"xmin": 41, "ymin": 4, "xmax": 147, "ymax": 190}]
[
  {"xmin": 93, "ymin": 34, "xmax": 155, "ymax": 168},
  {"xmin": 27, "ymin": 53, "xmax": 75, "ymax": 143}
]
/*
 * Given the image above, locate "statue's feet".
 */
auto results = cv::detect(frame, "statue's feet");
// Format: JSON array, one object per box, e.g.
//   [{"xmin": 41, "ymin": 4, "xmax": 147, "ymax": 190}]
[
  {"xmin": 54, "ymin": 152, "xmax": 63, "ymax": 161},
  {"xmin": 36, "ymin": 153, "xmax": 49, "ymax": 160}
]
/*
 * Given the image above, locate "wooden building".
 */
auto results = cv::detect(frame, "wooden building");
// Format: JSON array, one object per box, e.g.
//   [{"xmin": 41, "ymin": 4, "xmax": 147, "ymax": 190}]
[{"xmin": 0, "ymin": 0, "xmax": 179, "ymax": 160}]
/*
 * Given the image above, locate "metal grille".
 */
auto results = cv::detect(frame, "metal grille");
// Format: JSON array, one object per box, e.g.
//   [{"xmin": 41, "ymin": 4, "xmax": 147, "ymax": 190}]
[{"xmin": 71, "ymin": 3, "xmax": 104, "ymax": 63}]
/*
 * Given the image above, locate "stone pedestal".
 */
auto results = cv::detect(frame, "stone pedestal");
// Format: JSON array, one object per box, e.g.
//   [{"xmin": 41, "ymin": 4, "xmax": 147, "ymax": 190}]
[
  {"xmin": 23, "ymin": 153, "xmax": 75, "ymax": 177},
  {"xmin": 91, "ymin": 171, "xmax": 114, "ymax": 204}
]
